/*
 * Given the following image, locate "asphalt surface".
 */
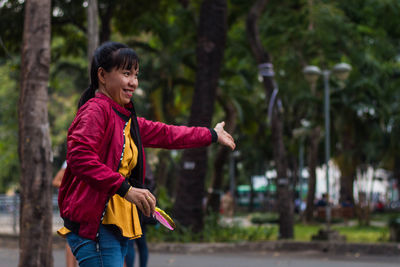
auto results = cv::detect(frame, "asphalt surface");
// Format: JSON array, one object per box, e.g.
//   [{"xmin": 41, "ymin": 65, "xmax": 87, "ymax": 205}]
[{"xmin": 2, "ymin": 248, "xmax": 400, "ymax": 267}]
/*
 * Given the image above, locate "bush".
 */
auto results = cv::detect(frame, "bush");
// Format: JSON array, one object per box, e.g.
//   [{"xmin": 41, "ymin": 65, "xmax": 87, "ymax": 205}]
[
  {"xmin": 146, "ymin": 212, "xmax": 275, "ymax": 243},
  {"xmin": 250, "ymin": 212, "xmax": 279, "ymax": 225},
  {"xmin": 388, "ymin": 216, "xmax": 400, "ymax": 242}
]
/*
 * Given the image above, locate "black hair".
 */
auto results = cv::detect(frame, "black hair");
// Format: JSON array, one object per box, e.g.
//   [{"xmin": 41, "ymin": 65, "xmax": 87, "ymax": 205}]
[{"xmin": 78, "ymin": 41, "xmax": 139, "ymax": 108}]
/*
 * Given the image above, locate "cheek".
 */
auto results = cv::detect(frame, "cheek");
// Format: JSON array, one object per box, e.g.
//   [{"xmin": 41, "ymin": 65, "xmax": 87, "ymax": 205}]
[{"xmin": 121, "ymin": 77, "xmax": 130, "ymax": 86}]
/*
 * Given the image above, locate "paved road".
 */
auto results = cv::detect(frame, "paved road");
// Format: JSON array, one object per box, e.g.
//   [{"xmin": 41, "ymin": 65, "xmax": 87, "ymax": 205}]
[{"xmin": 2, "ymin": 248, "xmax": 400, "ymax": 267}]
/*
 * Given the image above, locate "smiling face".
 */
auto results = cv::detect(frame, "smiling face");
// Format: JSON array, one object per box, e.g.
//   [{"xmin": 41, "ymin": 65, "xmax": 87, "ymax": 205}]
[{"xmin": 98, "ymin": 65, "xmax": 139, "ymax": 107}]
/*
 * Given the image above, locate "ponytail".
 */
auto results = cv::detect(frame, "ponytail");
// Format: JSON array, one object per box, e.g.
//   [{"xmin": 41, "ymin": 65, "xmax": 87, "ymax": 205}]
[
  {"xmin": 78, "ymin": 84, "xmax": 96, "ymax": 109},
  {"xmin": 78, "ymin": 52, "xmax": 99, "ymax": 109}
]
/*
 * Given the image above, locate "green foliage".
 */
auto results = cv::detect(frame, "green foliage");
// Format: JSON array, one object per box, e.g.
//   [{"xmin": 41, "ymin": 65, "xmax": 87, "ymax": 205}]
[
  {"xmin": 155, "ymin": 186, "xmax": 174, "ymax": 212},
  {"xmin": 371, "ymin": 212, "xmax": 400, "ymax": 222},
  {"xmin": 1, "ymin": 0, "xmax": 399, "ymax": 204},
  {"xmin": 334, "ymin": 225, "xmax": 389, "ymax": 243},
  {"xmin": 146, "ymin": 212, "xmax": 274, "ymax": 243},
  {"xmin": 119, "ymin": 2, "xmax": 198, "ymax": 125},
  {"xmin": 293, "ymin": 223, "xmax": 389, "ymax": 243},
  {"xmin": 49, "ymin": 35, "xmax": 87, "ymax": 163},
  {"xmin": 0, "ymin": 59, "xmax": 20, "ymax": 192},
  {"xmin": 146, "ymin": 213, "xmax": 390, "ymax": 243},
  {"xmin": 250, "ymin": 212, "xmax": 279, "ymax": 225},
  {"xmin": 0, "ymin": 0, "xmax": 24, "ymax": 58},
  {"xmin": 388, "ymin": 216, "xmax": 400, "ymax": 241}
]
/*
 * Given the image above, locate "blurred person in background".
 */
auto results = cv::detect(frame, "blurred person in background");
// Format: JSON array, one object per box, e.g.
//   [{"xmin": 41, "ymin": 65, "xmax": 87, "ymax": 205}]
[{"xmin": 52, "ymin": 161, "xmax": 78, "ymax": 267}]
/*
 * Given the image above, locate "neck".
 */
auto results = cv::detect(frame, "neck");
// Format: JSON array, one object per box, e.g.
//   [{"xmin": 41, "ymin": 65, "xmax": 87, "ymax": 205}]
[{"xmin": 98, "ymin": 86, "xmax": 121, "ymax": 107}]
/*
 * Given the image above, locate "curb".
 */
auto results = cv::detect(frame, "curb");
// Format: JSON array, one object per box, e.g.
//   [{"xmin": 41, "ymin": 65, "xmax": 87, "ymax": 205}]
[
  {"xmin": 1, "ymin": 234, "xmax": 399, "ymax": 256},
  {"xmin": 148, "ymin": 241, "xmax": 400, "ymax": 256},
  {"xmin": 0, "ymin": 234, "xmax": 66, "ymax": 249}
]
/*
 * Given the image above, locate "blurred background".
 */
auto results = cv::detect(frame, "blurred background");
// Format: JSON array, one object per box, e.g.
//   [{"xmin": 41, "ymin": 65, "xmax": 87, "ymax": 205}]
[{"xmin": 1, "ymin": 0, "xmax": 400, "ymax": 245}]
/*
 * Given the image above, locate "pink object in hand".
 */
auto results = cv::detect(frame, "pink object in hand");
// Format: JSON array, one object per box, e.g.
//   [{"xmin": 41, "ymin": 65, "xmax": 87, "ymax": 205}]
[{"xmin": 153, "ymin": 207, "xmax": 175, "ymax": 231}]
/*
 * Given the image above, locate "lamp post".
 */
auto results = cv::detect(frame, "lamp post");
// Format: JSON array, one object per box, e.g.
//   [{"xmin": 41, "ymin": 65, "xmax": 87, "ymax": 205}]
[
  {"xmin": 293, "ymin": 119, "xmax": 310, "ymax": 214},
  {"xmin": 303, "ymin": 63, "xmax": 351, "ymax": 234}
]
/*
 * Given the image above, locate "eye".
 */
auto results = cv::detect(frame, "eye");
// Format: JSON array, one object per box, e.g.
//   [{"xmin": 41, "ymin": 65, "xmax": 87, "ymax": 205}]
[{"xmin": 123, "ymin": 71, "xmax": 130, "ymax": 76}]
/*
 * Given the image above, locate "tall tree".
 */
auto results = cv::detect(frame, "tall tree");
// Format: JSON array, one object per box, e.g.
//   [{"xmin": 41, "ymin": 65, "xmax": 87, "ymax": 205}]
[
  {"xmin": 87, "ymin": 0, "xmax": 99, "ymax": 61},
  {"xmin": 246, "ymin": 0, "xmax": 294, "ymax": 238},
  {"xmin": 18, "ymin": 0, "xmax": 53, "ymax": 266},
  {"xmin": 173, "ymin": 0, "xmax": 228, "ymax": 231},
  {"xmin": 304, "ymin": 126, "xmax": 321, "ymax": 221},
  {"xmin": 98, "ymin": 1, "xmax": 114, "ymax": 43},
  {"xmin": 207, "ymin": 89, "xmax": 237, "ymax": 213}
]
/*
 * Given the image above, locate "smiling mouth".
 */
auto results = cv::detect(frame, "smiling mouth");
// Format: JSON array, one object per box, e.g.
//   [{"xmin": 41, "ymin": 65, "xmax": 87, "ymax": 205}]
[{"xmin": 123, "ymin": 89, "xmax": 134, "ymax": 94}]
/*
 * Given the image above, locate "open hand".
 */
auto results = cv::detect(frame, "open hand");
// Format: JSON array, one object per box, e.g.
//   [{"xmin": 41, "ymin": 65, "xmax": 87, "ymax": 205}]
[
  {"xmin": 214, "ymin": 121, "xmax": 236, "ymax": 151},
  {"xmin": 124, "ymin": 187, "xmax": 156, "ymax": 217}
]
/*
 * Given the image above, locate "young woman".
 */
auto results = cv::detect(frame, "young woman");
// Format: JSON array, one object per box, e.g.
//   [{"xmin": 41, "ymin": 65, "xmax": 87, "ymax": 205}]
[{"xmin": 57, "ymin": 41, "xmax": 235, "ymax": 267}]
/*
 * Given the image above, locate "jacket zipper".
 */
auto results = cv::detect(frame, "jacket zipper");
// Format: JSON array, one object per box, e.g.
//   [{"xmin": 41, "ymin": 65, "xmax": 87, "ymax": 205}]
[
  {"xmin": 117, "ymin": 121, "xmax": 129, "ymax": 172},
  {"xmin": 95, "ymin": 120, "xmax": 128, "ymax": 248}
]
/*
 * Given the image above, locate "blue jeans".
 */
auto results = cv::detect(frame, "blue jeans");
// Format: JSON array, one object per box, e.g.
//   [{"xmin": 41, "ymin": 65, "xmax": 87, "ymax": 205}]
[
  {"xmin": 67, "ymin": 225, "xmax": 129, "ymax": 267},
  {"xmin": 125, "ymin": 232, "xmax": 148, "ymax": 267}
]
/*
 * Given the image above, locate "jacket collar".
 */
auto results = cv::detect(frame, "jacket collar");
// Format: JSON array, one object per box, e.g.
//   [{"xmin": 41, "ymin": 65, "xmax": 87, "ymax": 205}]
[{"xmin": 95, "ymin": 92, "xmax": 133, "ymax": 117}]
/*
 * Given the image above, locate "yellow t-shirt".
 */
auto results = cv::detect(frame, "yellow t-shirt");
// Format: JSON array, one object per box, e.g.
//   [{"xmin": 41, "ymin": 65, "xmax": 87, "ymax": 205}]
[
  {"xmin": 58, "ymin": 118, "xmax": 142, "ymax": 239},
  {"xmin": 102, "ymin": 119, "xmax": 142, "ymax": 239}
]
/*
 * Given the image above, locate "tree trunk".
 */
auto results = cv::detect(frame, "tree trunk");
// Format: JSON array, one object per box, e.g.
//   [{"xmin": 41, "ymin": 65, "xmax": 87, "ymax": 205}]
[
  {"xmin": 154, "ymin": 150, "xmax": 178, "ymax": 196},
  {"xmin": 207, "ymin": 91, "xmax": 237, "ymax": 214},
  {"xmin": 246, "ymin": 0, "xmax": 293, "ymax": 239},
  {"xmin": 99, "ymin": 2, "xmax": 114, "ymax": 43},
  {"xmin": 304, "ymin": 126, "xmax": 321, "ymax": 222},
  {"xmin": 394, "ymin": 155, "xmax": 400, "ymax": 200},
  {"xmin": 87, "ymin": 0, "xmax": 99, "ymax": 62},
  {"xmin": 337, "ymin": 126, "xmax": 356, "ymax": 205},
  {"xmin": 339, "ymin": 162, "xmax": 356, "ymax": 205},
  {"xmin": 155, "ymin": 150, "xmax": 169, "ymax": 188},
  {"xmin": 173, "ymin": 0, "xmax": 227, "ymax": 232},
  {"xmin": 271, "ymin": 109, "xmax": 293, "ymax": 238},
  {"xmin": 18, "ymin": 0, "xmax": 53, "ymax": 266}
]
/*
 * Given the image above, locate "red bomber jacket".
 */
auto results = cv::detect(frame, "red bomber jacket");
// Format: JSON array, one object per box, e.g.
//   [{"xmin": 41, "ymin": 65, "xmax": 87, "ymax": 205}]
[{"xmin": 58, "ymin": 92, "xmax": 217, "ymax": 240}]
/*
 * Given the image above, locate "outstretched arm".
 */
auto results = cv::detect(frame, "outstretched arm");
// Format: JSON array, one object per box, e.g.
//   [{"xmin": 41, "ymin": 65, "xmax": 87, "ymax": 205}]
[
  {"xmin": 138, "ymin": 117, "xmax": 236, "ymax": 150},
  {"xmin": 214, "ymin": 121, "xmax": 236, "ymax": 150}
]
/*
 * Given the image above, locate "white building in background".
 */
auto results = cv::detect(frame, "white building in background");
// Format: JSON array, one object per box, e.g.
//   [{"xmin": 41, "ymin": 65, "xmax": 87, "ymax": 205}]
[
  {"xmin": 315, "ymin": 161, "xmax": 390, "ymax": 204},
  {"xmin": 262, "ymin": 161, "xmax": 393, "ymax": 204}
]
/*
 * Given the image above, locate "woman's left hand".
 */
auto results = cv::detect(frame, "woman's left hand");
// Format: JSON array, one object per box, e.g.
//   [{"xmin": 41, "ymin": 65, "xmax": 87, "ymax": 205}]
[{"xmin": 214, "ymin": 121, "xmax": 236, "ymax": 151}]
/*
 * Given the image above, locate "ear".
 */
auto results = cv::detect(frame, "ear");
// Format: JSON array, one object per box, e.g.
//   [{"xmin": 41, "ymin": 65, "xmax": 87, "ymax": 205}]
[{"xmin": 98, "ymin": 67, "xmax": 106, "ymax": 85}]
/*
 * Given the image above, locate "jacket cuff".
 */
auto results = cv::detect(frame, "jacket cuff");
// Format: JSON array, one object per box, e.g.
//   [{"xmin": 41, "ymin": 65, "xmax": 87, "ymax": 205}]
[
  {"xmin": 209, "ymin": 128, "xmax": 218, "ymax": 143},
  {"xmin": 116, "ymin": 179, "xmax": 131, "ymax": 197}
]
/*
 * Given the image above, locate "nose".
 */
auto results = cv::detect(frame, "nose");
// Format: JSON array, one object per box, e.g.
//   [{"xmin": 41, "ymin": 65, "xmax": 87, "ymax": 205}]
[{"xmin": 129, "ymin": 76, "xmax": 138, "ymax": 88}]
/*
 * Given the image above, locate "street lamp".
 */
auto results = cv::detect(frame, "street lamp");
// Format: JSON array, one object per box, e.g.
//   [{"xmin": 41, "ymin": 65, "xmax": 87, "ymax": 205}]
[
  {"xmin": 303, "ymin": 63, "xmax": 352, "ymax": 234},
  {"xmin": 293, "ymin": 119, "xmax": 311, "ymax": 212}
]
